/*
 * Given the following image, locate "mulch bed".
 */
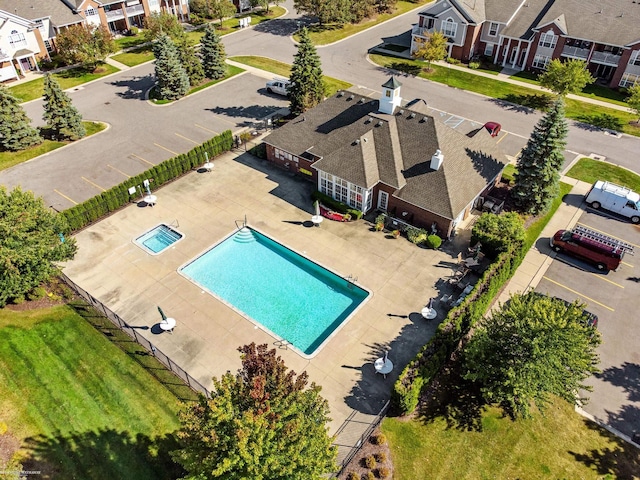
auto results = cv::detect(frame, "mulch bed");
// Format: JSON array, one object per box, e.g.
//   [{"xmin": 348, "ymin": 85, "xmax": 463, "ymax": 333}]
[
  {"xmin": 2, "ymin": 278, "xmax": 69, "ymax": 312},
  {"xmin": 337, "ymin": 427, "xmax": 394, "ymax": 480}
]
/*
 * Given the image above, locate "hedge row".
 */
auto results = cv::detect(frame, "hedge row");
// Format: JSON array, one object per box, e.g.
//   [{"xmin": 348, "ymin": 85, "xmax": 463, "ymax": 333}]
[
  {"xmin": 391, "ymin": 242, "xmax": 527, "ymax": 414},
  {"xmin": 311, "ymin": 190, "xmax": 363, "ymax": 220},
  {"xmin": 61, "ymin": 130, "xmax": 233, "ymax": 232}
]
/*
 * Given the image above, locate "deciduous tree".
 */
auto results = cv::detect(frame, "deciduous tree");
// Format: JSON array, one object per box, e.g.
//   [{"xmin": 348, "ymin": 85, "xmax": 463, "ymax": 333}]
[
  {"xmin": 289, "ymin": 27, "xmax": 325, "ymax": 115},
  {"xmin": 143, "ymin": 12, "xmax": 184, "ymax": 42},
  {"xmin": 294, "ymin": 0, "xmax": 350, "ymax": 25},
  {"xmin": 172, "ymin": 343, "xmax": 337, "ymax": 479},
  {"xmin": 0, "ymin": 86, "xmax": 42, "ymax": 151},
  {"xmin": 463, "ymin": 292, "xmax": 601, "ymax": 418},
  {"xmin": 54, "ymin": 24, "xmax": 116, "ymax": 69},
  {"xmin": 538, "ymin": 59, "xmax": 595, "ymax": 96},
  {"xmin": 200, "ymin": 23, "xmax": 226, "ymax": 80},
  {"xmin": 0, "ymin": 186, "xmax": 77, "ymax": 306},
  {"xmin": 626, "ymin": 84, "xmax": 640, "ymax": 124},
  {"xmin": 42, "ymin": 74, "xmax": 86, "ymax": 141},
  {"xmin": 412, "ymin": 31, "xmax": 448, "ymax": 72},
  {"xmin": 510, "ymin": 98, "xmax": 568, "ymax": 214},
  {"xmin": 152, "ymin": 34, "xmax": 190, "ymax": 100},
  {"xmin": 208, "ymin": 0, "xmax": 237, "ymax": 26}
]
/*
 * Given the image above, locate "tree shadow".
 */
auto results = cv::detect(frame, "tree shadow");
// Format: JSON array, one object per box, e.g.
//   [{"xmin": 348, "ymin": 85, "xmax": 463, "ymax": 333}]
[
  {"xmin": 252, "ymin": 16, "xmax": 316, "ymax": 37},
  {"xmin": 574, "ymin": 113, "xmax": 623, "ymax": 132},
  {"xmin": 487, "ymin": 97, "xmax": 536, "ymax": 114},
  {"xmin": 23, "ymin": 429, "xmax": 183, "ymax": 480},
  {"xmin": 416, "ymin": 357, "xmax": 487, "ymax": 432},
  {"xmin": 491, "ymin": 93, "xmax": 553, "ymax": 113},
  {"xmin": 568, "ymin": 417, "xmax": 640, "ymax": 478},
  {"xmin": 206, "ymin": 104, "xmax": 283, "ymax": 122},
  {"xmin": 110, "ymin": 73, "xmax": 155, "ymax": 100}
]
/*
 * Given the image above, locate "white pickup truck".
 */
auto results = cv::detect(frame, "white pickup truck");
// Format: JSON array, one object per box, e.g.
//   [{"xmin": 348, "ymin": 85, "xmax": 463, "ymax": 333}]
[{"xmin": 266, "ymin": 78, "xmax": 291, "ymax": 96}]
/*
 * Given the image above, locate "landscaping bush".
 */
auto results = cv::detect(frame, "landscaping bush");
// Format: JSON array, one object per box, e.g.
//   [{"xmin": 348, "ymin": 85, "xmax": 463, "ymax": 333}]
[
  {"xmin": 377, "ymin": 466, "xmax": 391, "ymax": 478},
  {"xmin": 406, "ymin": 226, "xmax": 428, "ymax": 245},
  {"xmin": 365, "ymin": 472, "xmax": 375, "ymax": 480},
  {"xmin": 468, "ymin": 61, "xmax": 480, "ymax": 69},
  {"xmin": 374, "ymin": 452, "xmax": 387, "ymax": 463},
  {"xmin": 364, "ymin": 455, "xmax": 376, "ymax": 469},
  {"xmin": 446, "ymin": 57, "xmax": 461, "ymax": 65},
  {"xmin": 27, "ymin": 286, "xmax": 47, "ymax": 301},
  {"xmin": 248, "ymin": 143, "xmax": 266, "ymax": 159},
  {"xmin": 471, "ymin": 212, "xmax": 525, "ymax": 259},
  {"xmin": 371, "ymin": 433, "xmax": 387, "ymax": 445},
  {"xmin": 375, "ymin": 213, "xmax": 387, "ymax": 225},
  {"xmin": 310, "ymin": 191, "xmax": 363, "ymax": 220},
  {"xmin": 346, "ymin": 472, "xmax": 359, "ymax": 480},
  {"xmin": 128, "ymin": 26, "xmax": 139, "ymax": 36},
  {"xmin": 425, "ymin": 234, "xmax": 442, "ymax": 249}
]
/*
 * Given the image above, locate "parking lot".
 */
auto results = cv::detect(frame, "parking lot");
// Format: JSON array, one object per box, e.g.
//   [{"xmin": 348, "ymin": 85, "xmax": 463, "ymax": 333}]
[{"xmin": 535, "ymin": 207, "xmax": 640, "ymax": 439}]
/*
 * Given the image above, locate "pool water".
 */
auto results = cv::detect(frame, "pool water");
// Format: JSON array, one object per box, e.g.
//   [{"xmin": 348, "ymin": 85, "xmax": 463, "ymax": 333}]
[
  {"xmin": 135, "ymin": 224, "xmax": 183, "ymax": 254},
  {"xmin": 179, "ymin": 228, "xmax": 369, "ymax": 357}
]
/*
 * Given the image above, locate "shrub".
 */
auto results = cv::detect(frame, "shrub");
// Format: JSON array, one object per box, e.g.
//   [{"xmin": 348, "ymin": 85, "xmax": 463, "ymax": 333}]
[
  {"xmin": 446, "ymin": 57, "xmax": 461, "ymax": 65},
  {"xmin": 375, "ymin": 452, "xmax": 387, "ymax": 463},
  {"xmin": 406, "ymin": 227, "xmax": 427, "ymax": 245},
  {"xmin": 346, "ymin": 472, "xmax": 359, "ymax": 480},
  {"xmin": 377, "ymin": 466, "xmax": 391, "ymax": 478},
  {"xmin": 471, "ymin": 212, "xmax": 525, "ymax": 258},
  {"xmin": 365, "ymin": 472, "xmax": 375, "ymax": 480},
  {"xmin": 248, "ymin": 143, "xmax": 266, "ymax": 158},
  {"xmin": 12, "ymin": 295, "xmax": 25, "ymax": 305},
  {"xmin": 27, "ymin": 286, "xmax": 47, "ymax": 301},
  {"xmin": 364, "ymin": 455, "xmax": 376, "ymax": 469},
  {"xmin": 310, "ymin": 191, "xmax": 363, "ymax": 219},
  {"xmin": 375, "ymin": 213, "xmax": 387, "ymax": 225},
  {"xmin": 128, "ymin": 26, "xmax": 139, "ymax": 35},
  {"xmin": 375, "ymin": 222, "xmax": 384, "ymax": 231},
  {"xmin": 426, "ymin": 234, "xmax": 442, "ymax": 249},
  {"xmin": 371, "ymin": 433, "xmax": 387, "ymax": 445},
  {"xmin": 392, "ymin": 229, "xmax": 400, "ymax": 238},
  {"xmin": 469, "ymin": 61, "xmax": 481, "ymax": 69}
]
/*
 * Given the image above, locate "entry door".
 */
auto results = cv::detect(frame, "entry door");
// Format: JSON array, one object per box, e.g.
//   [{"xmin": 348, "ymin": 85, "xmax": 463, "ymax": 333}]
[{"xmin": 377, "ymin": 191, "xmax": 389, "ymax": 211}]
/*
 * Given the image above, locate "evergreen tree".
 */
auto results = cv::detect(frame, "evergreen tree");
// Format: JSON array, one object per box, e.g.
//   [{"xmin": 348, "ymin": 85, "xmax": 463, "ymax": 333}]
[
  {"xmin": 511, "ymin": 98, "xmax": 568, "ymax": 215},
  {"xmin": 200, "ymin": 23, "xmax": 226, "ymax": 80},
  {"xmin": 0, "ymin": 86, "xmax": 42, "ymax": 151},
  {"xmin": 42, "ymin": 74, "xmax": 86, "ymax": 141},
  {"xmin": 176, "ymin": 36, "xmax": 204, "ymax": 85},
  {"xmin": 172, "ymin": 343, "xmax": 337, "ymax": 479},
  {"xmin": 152, "ymin": 34, "xmax": 190, "ymax": 100},
  {"xmin": 289, "ymin": 27, "xmax": 325, "ymax": 116}
]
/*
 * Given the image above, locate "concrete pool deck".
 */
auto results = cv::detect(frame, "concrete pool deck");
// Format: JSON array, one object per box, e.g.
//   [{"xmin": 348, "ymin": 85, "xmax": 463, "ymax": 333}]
[{"xmin": 63, "ymin": 144, "xmax": 458, "ymax": 456}]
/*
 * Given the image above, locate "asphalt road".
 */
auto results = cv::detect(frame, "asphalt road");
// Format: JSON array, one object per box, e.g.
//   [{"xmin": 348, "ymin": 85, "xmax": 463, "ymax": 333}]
[
  {"xmin": 2, "ymin": 0, "xmax": 638, "ymax": 207},
  {"xmin": 535, "ymin": 209, "xmax": 640, "ymax": 438}
]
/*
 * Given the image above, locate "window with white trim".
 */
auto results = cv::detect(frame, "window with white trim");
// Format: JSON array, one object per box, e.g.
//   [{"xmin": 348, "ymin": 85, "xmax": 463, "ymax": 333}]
[
  {"xmin": 273, "ymin": 148, "xmax": 296, "ymax": 163},
  {"xmin": 620, "ymin": 73, "xmax": 640, "ymax": 88},
  {"xmin": 630, "ymin": 50, "xmax": 640, "ymax": 67},
  {"xmin": 319, "ymin": 172, "xmax": 366, "ymax": 211},
  {"xmin": 44, "ymin": 39, "xmax": 53, "ymax": 52},
  {"xmin": 86, "ymin": 7, "xmax": 98, "ymax": 16},
  {"xmin": 488, "ymin": 22, "xmax": 499, "ymax": 36},
  {"xmin": 538, "ymin": 31, "xmax": 557, "ymax": 48},
  {"xmin": 441, "ymin": 17, "xmax": 457, "ymax": 38},
  {"xmin": 9, "ymin": 30, "xmax": 27, "ymax": 49},
  {"xmin": 425, "ymin": 17, "xmax": 434, "ymax": 29},
  {"xmin": 532, "ymin": 54, "xmax": 550, "ymax": 69},
  {"xmin": 484, "ymin": 43, "xmax": 494, "ymax": 56}
]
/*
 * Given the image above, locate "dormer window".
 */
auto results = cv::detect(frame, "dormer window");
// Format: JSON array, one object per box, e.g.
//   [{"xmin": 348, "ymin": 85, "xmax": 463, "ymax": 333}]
[{"xmin": 488, "ymin": 22, "xmax": 499, "ymax": 36}]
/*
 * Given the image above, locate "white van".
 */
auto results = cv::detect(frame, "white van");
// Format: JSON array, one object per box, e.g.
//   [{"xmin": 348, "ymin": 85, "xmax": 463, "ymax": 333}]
[
  {"xmin": 265, "ymin": 79, "xmax": 291, "ymax": 96},
  {"xmin": 584, "ymin": 180, "xmax": 640, "ymax": 223}
]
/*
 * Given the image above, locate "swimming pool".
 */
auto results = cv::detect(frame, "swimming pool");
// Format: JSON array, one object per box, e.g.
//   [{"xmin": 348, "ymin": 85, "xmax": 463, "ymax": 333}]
[
  {"xmin": 135, "ymin": 224, "xmax": 183, "ymax": 255},
  {"xmin": 179, "ymin": 227, "xmax": 369, "ymax": 358}
]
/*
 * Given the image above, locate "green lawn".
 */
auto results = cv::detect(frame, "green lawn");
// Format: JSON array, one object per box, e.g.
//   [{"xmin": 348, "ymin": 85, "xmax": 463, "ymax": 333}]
[
  {"xmin": 302, "ymin": 1, "xmax": 429, "ymax": 45},
  {"xmin": 566, "ymin": 157, "xmax": 640, "ymax": 192},
  {"xmin": 228, "ymin": 55, "xmax": 352, "ymax": 97},
  {"xmin": 382, "ymin": 397, "xmax": 640, "ymax": 479},
  {"xmin": 111, "ymin": 46, "xmax": 155, "ymax": 67},
  {"xmin": 0, "ymin": 122, "xmax": 106, "ymax": 172},
  {"xmin": 369, "ymin": 54, "xmax": 640, "ymax": 136},
  {"xmin": 524, "ymin": 182, "xmax": 573, "ymax": 247},
  {"xmin": 8, "ymin": 64, "xmax": 120, "ymax": 103},
  {"xmin": 0, "ymin": 304, "xmax": 187, "ymax": 479}
]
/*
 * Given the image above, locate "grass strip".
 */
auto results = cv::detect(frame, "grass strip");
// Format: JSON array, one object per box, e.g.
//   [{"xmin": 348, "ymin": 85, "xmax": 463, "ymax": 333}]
[
  {"xmin": 382, "ymin": 396, "xmax": 640, "ymax": 479},
  {"xmin": 0, "ymin": 121, "xmax": 106, "ymax": 172},
  {"xmin": 0, "ymin": 304, "xmax": 185, "ymax": 479},
  {"xmin": 566, "ymin": 157, "xmax": 640, "ymax": 191},
  {"xmin": 369, "ymin": 54, "xmax": 640, "ymax": 136},
  {"xmin": 228, "ymin": 55, "xmax": 352, "ymax": 96},
  {"xmin": 8, "ymin": 64, "xmax": 120, "ymax": 103}
]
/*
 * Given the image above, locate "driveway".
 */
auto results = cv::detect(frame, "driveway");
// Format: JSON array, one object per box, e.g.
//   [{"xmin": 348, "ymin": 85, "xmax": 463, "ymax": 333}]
[{"xmin": 535, "ymin": 208, "xmax": 640, "ymax": 439}]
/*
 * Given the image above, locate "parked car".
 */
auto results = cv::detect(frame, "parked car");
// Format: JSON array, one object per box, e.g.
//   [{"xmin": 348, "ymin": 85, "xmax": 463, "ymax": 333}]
[
  {"xmin": 265, "ymin": 79, "xmax": 291, "ymax": 96},
  {"xmin": 525, "ymin": 291, "xmax": 598, "ymax": 329},
  {"xmin": 549, "ymin": 225, "xmax": 633, "ymax": 271},
  {"xmin": 483, "ymin": 121, "xmax": 501, "ymax": 137},
  {"xmin": 584, "ymin": 180, "xmax": 640, "ymax": 223}
]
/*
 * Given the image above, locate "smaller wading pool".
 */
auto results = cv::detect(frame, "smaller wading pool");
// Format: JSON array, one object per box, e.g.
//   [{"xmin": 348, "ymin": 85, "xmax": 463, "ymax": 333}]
[
  {"xmin": 179, "ymin": 227, "xmax": 370, "ymax": 358},
  {"xmin": 135, "ymin": 224, "xmax": 183, "ymax": 255}
]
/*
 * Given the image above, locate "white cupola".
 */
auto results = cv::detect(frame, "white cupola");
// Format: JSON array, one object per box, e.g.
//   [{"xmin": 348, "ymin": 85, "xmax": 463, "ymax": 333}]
[
  {"xmin": 430, "ymin": 149, "xmax": 444, "ymax": 170},
  {"xmin": 379, "ymin": 76, "xmax": 402, "ymax": 114}
]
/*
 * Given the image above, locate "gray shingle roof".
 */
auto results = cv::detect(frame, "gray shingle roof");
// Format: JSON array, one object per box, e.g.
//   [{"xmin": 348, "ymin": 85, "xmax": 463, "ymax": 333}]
[
  {"xmin": 263, "ymin": 92, "xmax": 507, "ymax": 220},
  {"xmin": 0, "ymin": 0, "xmax": 83, "ymax": 27},
  {"xmin": 500, "ymin": 0, "xmax": 556, "ymax": 40}
]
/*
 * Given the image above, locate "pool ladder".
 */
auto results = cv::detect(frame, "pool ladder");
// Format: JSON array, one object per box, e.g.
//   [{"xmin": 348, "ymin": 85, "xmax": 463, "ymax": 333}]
[
  {"xmin": 346, "ymin": 274, "xmax": 358, "ymax": 289},
  {"xmin": 235, "ymin": 214, "xmax": 248, "ymax": 231},
  {"xmin": 274, "ymin": 339, "xmax": 292, "ymax": 350}
]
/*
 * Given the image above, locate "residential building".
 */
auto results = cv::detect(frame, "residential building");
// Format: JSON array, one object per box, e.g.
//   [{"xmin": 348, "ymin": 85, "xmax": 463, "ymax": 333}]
[
  {"xmin": 411, "ymin": 0, "xmax": 640, "ymax": 88},
  {"xmin": 262, "ymin": 79, "xmax": 507, "ymax": 238},
  {"xmin": 0, "ymin": 10, "xmax": 48, "ymax": 81}
]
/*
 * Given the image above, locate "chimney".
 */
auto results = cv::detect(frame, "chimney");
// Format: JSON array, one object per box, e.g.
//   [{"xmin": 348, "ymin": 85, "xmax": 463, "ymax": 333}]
[{"xmin": 430, "ymin": 149, "xmax": 444, "ymax": 170}]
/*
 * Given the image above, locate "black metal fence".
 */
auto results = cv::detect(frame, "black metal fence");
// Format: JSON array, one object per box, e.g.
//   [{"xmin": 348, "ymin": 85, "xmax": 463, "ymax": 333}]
[
  {"xmin": 60, "ymin": 272, "xmax": 211, "ymax": 399},
  {"xmin": 334, "ymin": 400, "xmax": 390, "ymax": 477}
]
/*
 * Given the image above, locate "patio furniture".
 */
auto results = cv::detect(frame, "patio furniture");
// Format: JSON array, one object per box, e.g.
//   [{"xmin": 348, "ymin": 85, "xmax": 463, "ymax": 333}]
[
  {"xmin": 311, "ymin": 215, "xmax": 323, "ymax": 227},
  {"xmin": 160, "ymin": 317, "xmax": 176, "ymax": 333},
  {"xmin": 143, "ymin": 194, "xmax": 157, "ymax": 207},
  {"xmin": 374, "ymin": 355, "xmax": 393, "ymax": 378},
  {"xmin": 203, "ymin": 161, "xmax": 214, "ymax": 172},
  {"xmin": 421, "ymin": 298, "xmax": 437, "ymax": 319}
]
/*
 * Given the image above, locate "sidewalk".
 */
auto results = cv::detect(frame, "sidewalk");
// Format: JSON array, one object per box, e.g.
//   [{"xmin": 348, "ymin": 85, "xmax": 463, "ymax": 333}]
[{"xmin": 494, "ymin": 174, "xmax": 591, "ymax": 306}]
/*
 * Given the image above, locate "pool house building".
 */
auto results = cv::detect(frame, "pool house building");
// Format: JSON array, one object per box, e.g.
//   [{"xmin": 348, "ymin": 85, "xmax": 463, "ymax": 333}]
[{"xmin": 262, "ymin": 79, "xmax": 508, "ymax": 238}]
